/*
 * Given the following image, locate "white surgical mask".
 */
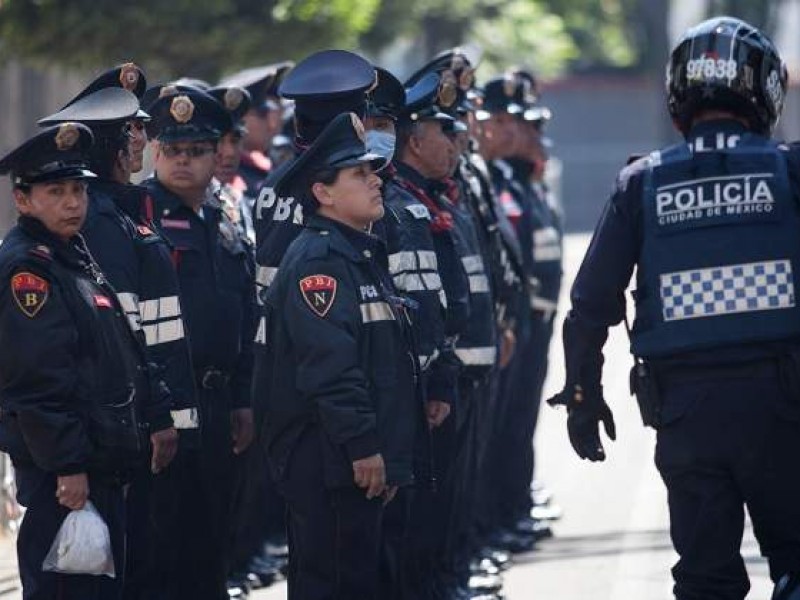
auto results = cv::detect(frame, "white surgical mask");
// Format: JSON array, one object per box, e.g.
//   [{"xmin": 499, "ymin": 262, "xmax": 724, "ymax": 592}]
[{"xmin": 366, "ymin": 130, "xmax": 396, "ymax": 163}]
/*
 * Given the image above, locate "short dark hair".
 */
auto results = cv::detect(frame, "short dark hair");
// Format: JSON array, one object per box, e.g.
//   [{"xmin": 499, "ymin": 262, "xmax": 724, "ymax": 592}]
[
  {"xmin": 297, "ymin": 166, "xmax": 340, "ymax": 213},
  {"xmin": 88, "ymin": 125, "xmax": 130, "ymax": 180}
]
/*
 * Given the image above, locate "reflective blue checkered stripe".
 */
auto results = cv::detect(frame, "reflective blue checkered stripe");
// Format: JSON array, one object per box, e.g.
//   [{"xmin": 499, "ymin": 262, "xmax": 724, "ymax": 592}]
[{"xmin": 660, "ymin": 259, "xmax": 795, "ymax": 322}]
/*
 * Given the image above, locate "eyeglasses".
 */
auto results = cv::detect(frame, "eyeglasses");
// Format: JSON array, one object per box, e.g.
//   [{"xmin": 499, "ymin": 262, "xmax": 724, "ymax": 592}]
[{"xmin": 160, "ymin": 144, "xmax": 216, "ymax": 159}]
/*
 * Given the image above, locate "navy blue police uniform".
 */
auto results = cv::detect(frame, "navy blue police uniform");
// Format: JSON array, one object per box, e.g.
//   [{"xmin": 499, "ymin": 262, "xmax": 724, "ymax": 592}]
[
  {"xmin": 253, "ymin": 112, "xmax": 424, "ymax": 600},
  {"xmin": 0, "ymin": 125, "xmax": 150, "ymax": 600},
  {"xmin": 549, "ymin": 17, "xmax": 800, "ymax": 600},
  {"xmin": 144, "ymin": 88, "xmax": 257, "ymax": 600},
  {"xmin": 38, "ymin": 83, "xmax": 202, "ymax": 599}
]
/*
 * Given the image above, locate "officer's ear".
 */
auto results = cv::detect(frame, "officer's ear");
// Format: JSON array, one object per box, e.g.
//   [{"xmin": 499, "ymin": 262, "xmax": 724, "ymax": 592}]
[
  {"xmin": 12, "ymin": 187, "xmax": 32, "ymax": 215},
  {"xmin": 311, "ymin": 182, "xmax": 334, "ymax": 208}
]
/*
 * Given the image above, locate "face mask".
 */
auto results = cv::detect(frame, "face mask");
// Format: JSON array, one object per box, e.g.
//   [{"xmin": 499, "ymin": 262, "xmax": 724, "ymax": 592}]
[{"xmin": 366, "ymin": 130, "xmax": 396, "ymax": 164}]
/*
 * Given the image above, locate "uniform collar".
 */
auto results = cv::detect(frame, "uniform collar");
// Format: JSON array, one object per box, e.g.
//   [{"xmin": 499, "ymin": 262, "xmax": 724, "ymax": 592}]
[
  {"xmin": 18, "ymin": 216, "xmax": 88, "ymax": 267},
  {"xmin": 687, "ymin": 119, "xmax": 750, "ymax": 138},
  {"xmin": 89, "ymin": 179, "xmax": 147, "ymax": 217},
  {"xmin": 306, "ymin": 214, "xmax": 382, "ymax": 263},
  {"xmin": 143, "ymin": 177, "xmax": 221, "ymax": 219},
  {"xmin": 395, "ymin": 162, "xmax": 436, "ymax": 195}
]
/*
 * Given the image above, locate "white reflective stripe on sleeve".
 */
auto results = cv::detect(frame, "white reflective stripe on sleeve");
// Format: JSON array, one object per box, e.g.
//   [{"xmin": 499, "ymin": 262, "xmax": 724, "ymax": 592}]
[
  {"xmin": 461, "ymin": 255, "xmax": 484, "ymax": 274},
  {"xmin": 421, "ymin": 273, "xmax": 442, "ymax": 291},
  {"xmin": 393, "ymin": 272, "xmax": 425, "ymax": 292},
  {"xmin": 531, "ymin": 296, "xmax": 558, "ymax": 313},
  {"xmin": 171, "ymin": 408, "xmax": 199, "ymax": 430},
  {"xmin": 143, "ymin": 318, "xmax": 185, "ymax": 346},
  {"xmin": 388, "ymin": 251, "xmax": 416, "ymax": 276},
  {"xmin": 417, "ymin": 251, "xmax": 438, "ymax": 270},
  {"xmin": 140, "ymin": 296, "xmax": 181, "ymax": 323},
  {"xmin": 254, "ymin": 316, "xmax": 267, "ymax": 345},
  {"xmin": 455, "ymin": 346, "xmax": 497, "ymax": 366},
  {"xmin": 360, "ymin": 302, "xmax": 396, "ymax": 324},
  {"xmin": 468, "ymin": 275, "xmax": 490, "ymax": 293},
  {"xmin": 439, "ymin": 289, "xmax": 448, "ymax": 309},
  {"xmin": 256, "ymin": 266, "xmax": 279, "ymax": 288},
  {"xmin": 533, "ymin": 227, "xmax": 562, "ymax": 262},
  {"xmin": 116, "ymin": 292, "xmax": 142, "ymax": 331}
]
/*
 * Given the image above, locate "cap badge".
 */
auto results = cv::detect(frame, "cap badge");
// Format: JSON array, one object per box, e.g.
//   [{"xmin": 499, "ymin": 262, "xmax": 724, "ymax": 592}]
[
  {"xmin": 55, "ymin": 123, "xmax": 80, "ymax": 151},
  {"xmin": 224, "ymin": 87, "xmax": 244, "ymax": 111},
  {"xmin": 119, "ymin": 63, "xmax": 140, "ymax": 92},
  {"xmin": 350, "ymin": 113, "xmax": 366, "ymax": 143},
  {"xmin": 451, "ymin": 54, "xmax": 467, "ymax": 72},
  {"xmin": 170, "ymin": 95, "xmax": 195, "ymax": 124},
  {"xmin": 459, "ymin": 67, "xmax": 475, "ymax": 91},
  {"xmin": 437, "ymin": 72, "xmax": 458, "ymax": 108}
]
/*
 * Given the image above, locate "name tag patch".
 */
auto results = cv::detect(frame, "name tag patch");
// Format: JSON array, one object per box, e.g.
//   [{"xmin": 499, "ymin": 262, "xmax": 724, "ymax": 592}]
[{"xmin": 161, "ymin": 218, "xmax": 191, "ymax": 230}]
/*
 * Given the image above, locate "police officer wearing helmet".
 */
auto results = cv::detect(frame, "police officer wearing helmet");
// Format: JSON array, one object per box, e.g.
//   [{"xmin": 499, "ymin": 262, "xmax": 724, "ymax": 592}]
[
  {"xmin": 253, "ymin": 111, "xmax": 423, "ymax": 599},
  {"xmin": 0, "ymin": 124, "xmax": 150, "ymax": 599},
  {"xmin": 548, "ymin": 17, "xmax": 800, "ymax": 600},
  {"xmin": 143, "ymin": 87, "xmax": 257, "ymax": 600}
]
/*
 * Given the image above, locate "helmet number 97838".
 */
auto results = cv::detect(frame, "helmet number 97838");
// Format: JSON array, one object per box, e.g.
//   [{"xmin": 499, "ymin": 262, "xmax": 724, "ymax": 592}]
[{"xmin": 686, "ymin": 58, "xmax": 738, "ymax": 81}]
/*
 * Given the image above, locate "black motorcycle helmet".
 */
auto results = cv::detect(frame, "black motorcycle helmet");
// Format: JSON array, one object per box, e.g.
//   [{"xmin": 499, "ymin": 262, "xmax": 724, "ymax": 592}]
[{"xmin": 666, "ymin": 16, "xmax": 787, "ymax": 137}]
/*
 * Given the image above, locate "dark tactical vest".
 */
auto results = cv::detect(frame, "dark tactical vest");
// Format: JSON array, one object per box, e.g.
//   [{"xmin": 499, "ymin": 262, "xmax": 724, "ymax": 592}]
[{"xmin": 631, "ymin": 134, "xmax": 800, "ymax": 357}]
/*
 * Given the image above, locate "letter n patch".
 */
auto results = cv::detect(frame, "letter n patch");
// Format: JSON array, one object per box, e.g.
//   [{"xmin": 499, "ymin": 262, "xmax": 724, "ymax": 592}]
[
  {"xmin": 11, "ymin": 272, "xmax": 49, "ymax": 318},
  {"xmin": 299, "ymin": 275, "xmax": 337, "ymax": 318}
]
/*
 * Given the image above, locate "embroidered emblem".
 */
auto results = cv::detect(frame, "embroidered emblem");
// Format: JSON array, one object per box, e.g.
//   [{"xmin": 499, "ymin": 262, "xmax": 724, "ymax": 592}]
[
  {"xmin": 299, "ymin": 275, "xmax": 338, "ymax": 318},
  {"xmin": 170, "ymin": 95, "xmax": 195, "ymax": 124},
  {"xmin": 11, "ymin": 272, "xmax": 49, "ymax": 318},
  {"xmin": 350, "ymin": 113, "xmax": 366, "ymax": 143},
  {"xmin": 119, "ymin": 63, "xmax": 140, "ymax": 92},
  {"xmin": 55, "ymin": 123, "xmax": 80, "ymax": 151},
  {"xmin": 224, "ymin": 87, "xmax": 244, "ymax": 111}
]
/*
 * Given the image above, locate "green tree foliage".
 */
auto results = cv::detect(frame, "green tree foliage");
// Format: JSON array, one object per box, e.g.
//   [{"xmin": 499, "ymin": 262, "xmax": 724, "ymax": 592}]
[{"xmin": 0, "ymin": 0, "xmax": 381, "ymax": 80}]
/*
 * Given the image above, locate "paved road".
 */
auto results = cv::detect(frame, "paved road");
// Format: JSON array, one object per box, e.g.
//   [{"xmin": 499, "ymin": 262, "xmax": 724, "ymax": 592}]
[
  {"xmin": 0, "ymin": 234, "xmax": 775, "ymax": 600},
  {"xmin": 253, "ymin": 233, "xmax": 773, "ymax": 600}
]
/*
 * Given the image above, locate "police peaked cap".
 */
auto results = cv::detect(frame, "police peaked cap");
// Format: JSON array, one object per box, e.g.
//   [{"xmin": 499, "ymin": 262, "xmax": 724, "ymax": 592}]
[
  {"xmin": 280, "ymin": 50, "xmax": 376, "ymax": 145},
  {"xmin": 38, "ymin": 88, "xmax": 141, "ymax": 132},
  {"xmin": 207, "ymin": 86, "xmax": 253, "ymax": 130},
  {"xmin": 220, "ymin": 62, "xmax": 293, "ymax": 111},
  {"xmin": 147, "ymin": 87, "xmax": 232, "ymax": 143},
  {"xmin": 0, "ymin": 123, "xmax": 96, "ymax": 187},
  {"xmin": 367, "ymin": 67, "xmax": 406, "ymax": 120},
  {"xmin": 267, "ymin": 112, "xmax": 384, "ymax": 199},
  {"xmin": 61, "ymin": 62, "xmax": 149, "ymax": 119},
  {"xmin": 406, "ymin": 47, "xmax": 481, "ymax": 115},
  {"xmin": 398, "ymin": 73, "xmax": 457, "ymax": 127}
]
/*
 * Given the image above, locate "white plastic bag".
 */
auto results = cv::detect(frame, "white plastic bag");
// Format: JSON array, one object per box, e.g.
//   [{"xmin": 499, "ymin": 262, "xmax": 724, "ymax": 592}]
[{"xmin": 42, "ymin": 501, "xmax": 115, "ymax": 577}]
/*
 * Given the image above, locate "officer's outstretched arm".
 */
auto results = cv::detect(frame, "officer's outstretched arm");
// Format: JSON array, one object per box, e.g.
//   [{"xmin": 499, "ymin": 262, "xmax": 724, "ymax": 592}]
[
  {"xmin": 286, "ymin": 261, "xmax": 379, "ymax": 461},
  {"xmin": 0, "ymin": 267, "xmax": 92, "ymax": 475}
]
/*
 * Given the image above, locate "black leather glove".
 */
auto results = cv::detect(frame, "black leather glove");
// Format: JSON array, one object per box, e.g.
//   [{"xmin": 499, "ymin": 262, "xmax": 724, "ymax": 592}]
[{"xmin": 548, "ymin": 384, "xmax": 616, "ymax": 461}]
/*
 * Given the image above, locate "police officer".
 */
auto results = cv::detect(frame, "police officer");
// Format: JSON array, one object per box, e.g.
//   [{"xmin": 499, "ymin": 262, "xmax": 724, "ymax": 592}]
[
  {"xmin": 219, "ymin": 62, "xmax": 293, "ymax": 200},
  {"xmin": 143, "ymin": 87, "xmax": 257, "ymax": 600},
  {"xmin": 489, "ymin": 71, "xmax": 562, "ymax": 543},
  {"xmin": 0, "ymin": 123, "xmax": 149, "ymax": 599},
  {"xmin": 39, "ymin": 80, "xmax": 205, "ymax": 598},
  {"xmin": 253, "ymin": 111, "xmax": 423, "ymax": 600},
  {"xmin": 548, "ymin": 17, "xmax": 800, "ymax": 600}
]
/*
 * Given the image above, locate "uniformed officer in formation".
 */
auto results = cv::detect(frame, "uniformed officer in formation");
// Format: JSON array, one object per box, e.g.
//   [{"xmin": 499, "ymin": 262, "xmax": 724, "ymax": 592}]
[
  {"xmin": 549, "ymin": 16, "xmax": 800, "ymax": 600},
  {"xmin": 143, "ymin": 86, "xmax": 257, "ymax": 599},
  {"xmin": 0, "ymin": 40, "xmax": 577, "ymax": 600},
  {"xmin": 0, "ymin": 124, "xmax": 151, "ymax": 599}
]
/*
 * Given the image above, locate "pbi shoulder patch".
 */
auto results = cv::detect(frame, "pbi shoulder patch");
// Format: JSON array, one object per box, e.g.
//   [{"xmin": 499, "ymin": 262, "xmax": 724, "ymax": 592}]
[
  {"xmin": 299, "ymin": 275, "xmax": 337, "ymax": 318},
  {"xmin": 11, "ymin": 272, "xmax": 49, "ymax": 318}
]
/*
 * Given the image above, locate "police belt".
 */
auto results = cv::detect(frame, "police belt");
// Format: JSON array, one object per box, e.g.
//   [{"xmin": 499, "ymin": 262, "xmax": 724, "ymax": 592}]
[{"xmin": 195, "ymin": 367, "xmax": 231, "ymax": 390}]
